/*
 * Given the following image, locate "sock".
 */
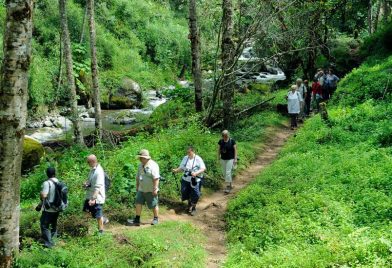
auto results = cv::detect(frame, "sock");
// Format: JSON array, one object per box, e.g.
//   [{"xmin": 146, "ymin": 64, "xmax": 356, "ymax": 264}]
[{"xmin": 153, "ymin": 216, "xmax": 158, "ymax": 220}]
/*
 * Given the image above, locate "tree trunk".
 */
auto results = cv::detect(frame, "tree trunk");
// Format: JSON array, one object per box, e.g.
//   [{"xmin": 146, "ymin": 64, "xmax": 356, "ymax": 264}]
[
  {"xmin": 0, "ymin": 1, "xmax": 33, "ymax": 267},
  {"xmin": 189, "ymin": 0, "xmax": 203, "ymax": 112},
  {"xmin": 374, "ymin": 0, "xmax": 382, "ymax": 33},
  {"xmin": 382, "ymin": 0, "xmax": 390, "ymax": 23},
  {"xmin": 80, "ymin": 4, "xmax": 88, "ymax": 44},
  {"xmin": 368, "ymin": 0, "xmax": 373, "ymax": 34},
  {"xmin": 221, "ymin": 0, "xmax": 235, "ymax": 129},
  {"xmin": 87, "ymin": 0, "xmax": 102, "ymax": 138},
  {"xmin": 59, "ymin": 0, "xmax": 84, "ymax": 145}
]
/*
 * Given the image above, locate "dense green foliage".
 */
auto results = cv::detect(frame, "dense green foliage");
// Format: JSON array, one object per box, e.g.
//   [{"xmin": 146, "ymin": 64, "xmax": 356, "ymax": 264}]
[
  {"xmin": 0, "ymin": 0, "xmax": 190, "ymax": 112},
  {"xmin": 225, "ymin": 56, "xmax": 392, "ymax": 267}
]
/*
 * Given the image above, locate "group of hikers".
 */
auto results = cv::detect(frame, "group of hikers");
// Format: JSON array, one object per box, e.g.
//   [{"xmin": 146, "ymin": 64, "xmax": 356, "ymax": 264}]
[
  {"xmin": 36, "ymin": 130, "xmax": 237, "ymax": 248},
  {"xmin": 286, "ymin": 68, "xmax": 339, "ymax": 129}
]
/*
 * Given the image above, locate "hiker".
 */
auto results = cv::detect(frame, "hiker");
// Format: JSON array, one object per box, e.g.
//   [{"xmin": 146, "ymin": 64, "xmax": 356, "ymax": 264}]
[
  {"xmin": 325, "ymin": 69, "xmax": 339, "ymax": 97},
  {"xmin": 36, "ymin": 167, "xmax": 61, "ymax": 248},
  {"xmin": 172, "ymin": 146, "xmax": 206, "ymax": 216},
  {"xmin": 83, "ymin": 154, "xmax": 108, "ymax": 234},
  {"xmin": 127, "ymin": 149, "xmax": 160, "ymax": 226},
  {"xmin": 286, "ymin": 85, "xmax": 301, "ymax": 130},
  {"xmin": 314, "ymin": 68, "xmax": 325, "ymax": 86},
  {"xmin": 296, "ymin": 78, "xmax": 306, "ymax": 120},
  {"xmin": 304, "ymin": 80, "xmax": 312, "ymax": 116},
  {"xmin": 311, "ymin": 77, "xmax": 323, "ymax": 112},
  {"xmin": 218, "ymin": 130, "xmax": 238, "ymax": 194}
]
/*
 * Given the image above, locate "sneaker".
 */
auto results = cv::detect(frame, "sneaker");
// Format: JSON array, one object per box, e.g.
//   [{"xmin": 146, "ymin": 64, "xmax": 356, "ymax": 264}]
[
  {"xmin": 126, "ymin": 218, "xmax": 140, "ymax": 226},
  {"xmin": 190, "ymin": 207, "xmax": 197, "ymax": 216},
  {"xmin": 98, "ymin": 230, "xmax": 104, "ymax": 235},
  {"xmin": 151, "ymin": 217, "xmax": 159, "ymax": 225},
  {"xmin": 103, "ymin": 217, "xmax": 109, "ymax": 225}
]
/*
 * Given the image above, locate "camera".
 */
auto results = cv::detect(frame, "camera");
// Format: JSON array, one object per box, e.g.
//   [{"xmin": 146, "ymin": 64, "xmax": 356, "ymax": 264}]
[
  {"xmin": 184, "ymin": 171, "xmax": 192, "ymax": 177},
  {"xmin": 35, "ymin": 203, "xmax": 42, "ymax": 212}
]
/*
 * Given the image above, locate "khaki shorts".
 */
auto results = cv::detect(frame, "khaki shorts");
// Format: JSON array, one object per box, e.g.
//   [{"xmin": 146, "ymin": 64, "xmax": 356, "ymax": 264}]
[{"xmin": 135, "ymin": 191, "xmax": 158, "ymax": 209}]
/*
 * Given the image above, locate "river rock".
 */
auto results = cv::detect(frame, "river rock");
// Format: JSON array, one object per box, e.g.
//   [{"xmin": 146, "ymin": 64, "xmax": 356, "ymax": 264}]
[
  {"xmin": 80, "ymin": 112, "xmax": 90, "ymax": 119},
  {"xmin": 113, "ymin": 117, "xmax": 136, "ymax": 125},
  {"xmin": 30, "ymin": 127, "xmax": 64, "ymax": 143},
  {"xmin": 106, "ymin": 78, "xmax": 143, "ymax": 109},
  {"xmin": 43, "ymin": 120, "xmax": 53, "ymax": 127},
  {"xmin": 23, "ymin": 135, "xmax": 45, "ymax": 172},
  {"xmin": 87, "ymin": 107, "xmax": 95, "ymax": 118},
  {"xmin": 78, "ymin": 105, "xmax": 87, "ymax": 113},
  {"xmin": 53, "ymin": 116, "xmax": 73, "ymax": 130}
]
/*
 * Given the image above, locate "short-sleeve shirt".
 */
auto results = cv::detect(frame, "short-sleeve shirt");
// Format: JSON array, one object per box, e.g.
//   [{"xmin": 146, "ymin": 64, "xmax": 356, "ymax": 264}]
[
  {"xmin": 137, "ymin": 159, "xmax": 160, "ymax": 193},
  {"xmin": 218, "ymin": 138, "xmax": 236, "ymax": 160},
  {"xmin": 180, "ymin": 155, "xmax": 206, "ymax": 182},
  {"xmin": 41, "ymin": 178, "xmax": 59, "ymax": 213}
]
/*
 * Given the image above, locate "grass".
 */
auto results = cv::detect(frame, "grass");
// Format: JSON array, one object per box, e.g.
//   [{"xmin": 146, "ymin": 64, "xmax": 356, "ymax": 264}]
[
  {"xmin": 224, "ymin": 57, "xmax": 392, "ymax": 267},
  {"xmin": 15, "ymin": 221, "xmax": 206, "ymax": 268}
]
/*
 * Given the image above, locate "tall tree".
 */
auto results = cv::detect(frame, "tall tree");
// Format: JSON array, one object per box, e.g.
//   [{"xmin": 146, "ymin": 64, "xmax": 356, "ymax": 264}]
[
  {"xmin": 189, "ymin": 0, "xmax": 203, "ymax": 112},
  {"xmin": 87, "ymin": 0, "xmax": 102, "ymax": 138},
  {"xmin": 59, "ymin": 0, "xmax": 84, "ymax": 145},
  {"xmin": 221, "ymin": 0, "xmax": 235, "ymax": 129},
  {"xmin": 0, "ymin": 1, "xmax": 33, "ymax": 267}
]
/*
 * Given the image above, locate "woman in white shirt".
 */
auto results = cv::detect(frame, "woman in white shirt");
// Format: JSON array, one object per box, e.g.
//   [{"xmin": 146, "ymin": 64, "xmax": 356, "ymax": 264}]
[
  {"xmin": 173, "ymin": 146, "xmax": 206, "ymax": 216},
  {"xmin": 286, "ymin": 85, "xmax": 301, "ymax": 130}
]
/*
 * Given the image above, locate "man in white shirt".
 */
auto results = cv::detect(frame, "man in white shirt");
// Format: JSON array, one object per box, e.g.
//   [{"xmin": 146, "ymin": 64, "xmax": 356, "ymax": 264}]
[
  {"xmin": 173, "ymin": 146, "xmax": 206, "ymax": 216},
  {"xmin": 127, "ymin": 149, "xmax": 160, "ymax": 226},
  {"xmin": 83, "ymin": 154, "xmax": 108, "ymax": 234}
]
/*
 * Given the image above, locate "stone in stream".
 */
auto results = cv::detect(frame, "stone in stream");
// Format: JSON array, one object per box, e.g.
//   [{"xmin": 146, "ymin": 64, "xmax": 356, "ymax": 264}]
[
  {"xmin": 52, "ymin": 116, "xmax": 73, "ymax": 130},
  {"xmin": 43, "ymin": 119, "xmax": 53, "ymax": 127},
  {"xmin": 113, "ymin": 117, "xmax": 136, "ymax": 125}
]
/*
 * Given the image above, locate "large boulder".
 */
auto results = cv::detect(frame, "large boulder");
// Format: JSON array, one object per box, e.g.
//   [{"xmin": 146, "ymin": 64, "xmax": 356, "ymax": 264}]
[
  {"xmin": 23, "ymin": 136, "xmax": 45, "ymax": 172},
  {"xmin": 105, "ymin": 78, "xmax": 143, "ymax": 109}
]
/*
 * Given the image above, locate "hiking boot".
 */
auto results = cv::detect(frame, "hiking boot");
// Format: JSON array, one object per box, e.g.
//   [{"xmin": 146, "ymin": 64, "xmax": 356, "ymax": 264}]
[
  {"xmin": 224, "ymin": 185, "xmax": 232, "ymax": 194},
  {"xmin": 126, "ymin": 218, "xmax": 140, "ymax": 226},
  {"xmin": 151, "ymin": 217, "xmax": 159, "ymax": 225},
  {"xmin": 103, "ymin": 216, "xmax": 109, "ymax": 225}
]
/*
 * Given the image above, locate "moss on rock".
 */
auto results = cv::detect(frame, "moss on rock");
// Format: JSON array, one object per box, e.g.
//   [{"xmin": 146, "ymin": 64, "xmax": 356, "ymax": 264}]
[{"xmin": 23, "ymin": 136, "xmax": 45, "ymax": 172}]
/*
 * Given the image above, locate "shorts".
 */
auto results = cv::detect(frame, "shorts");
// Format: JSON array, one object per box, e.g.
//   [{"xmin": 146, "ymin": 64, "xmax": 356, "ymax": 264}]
[
  {"xmin": 83, "ymin": 199, "xmax": 103, "ymax": 219},
  {"xmin": 135, "ymin": 191, "xmax": 158, "ymax": 209}
]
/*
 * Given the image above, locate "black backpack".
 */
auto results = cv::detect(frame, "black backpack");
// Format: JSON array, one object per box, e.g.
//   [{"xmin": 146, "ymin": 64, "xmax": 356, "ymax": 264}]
[
  {"xmin": 104, "ymin": 172, "xmax": 111, "ymax": 195},
  {"xmin": 48, "ymin": 179, "xmax": 68, "ymax": 212}
]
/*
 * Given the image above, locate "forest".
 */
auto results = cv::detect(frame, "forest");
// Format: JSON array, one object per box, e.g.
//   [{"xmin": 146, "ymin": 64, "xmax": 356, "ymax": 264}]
[{"xmin": 0, "ymin": 0, "xmax": 391, "ymax": 267}]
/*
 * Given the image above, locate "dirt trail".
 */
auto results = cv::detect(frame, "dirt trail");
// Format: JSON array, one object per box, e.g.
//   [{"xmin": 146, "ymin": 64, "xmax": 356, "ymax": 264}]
[{"xmin": 108, "ymin": 126, "xmax": 292, "ymax": 267}]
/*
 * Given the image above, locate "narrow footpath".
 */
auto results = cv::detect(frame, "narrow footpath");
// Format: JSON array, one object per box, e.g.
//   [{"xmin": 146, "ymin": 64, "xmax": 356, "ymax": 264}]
[{"xmin": 109, "ymin": 126, "xmax": 292, "ymax": 267}]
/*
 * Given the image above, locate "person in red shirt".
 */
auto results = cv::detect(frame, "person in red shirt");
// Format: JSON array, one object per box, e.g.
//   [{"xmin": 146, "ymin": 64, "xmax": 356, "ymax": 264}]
[{"xmin": 311, "ymin": 78, "xmax": 323, "ymax": 112}]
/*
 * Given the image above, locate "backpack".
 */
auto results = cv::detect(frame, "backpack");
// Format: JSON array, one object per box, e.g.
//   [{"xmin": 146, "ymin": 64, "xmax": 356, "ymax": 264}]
[
  {"xmin": 48, "ymin": 179, "xmax": 68, "ymax": 212},
  {"xmin": 104, "ymin": 172, "xmax": 111, "ymax": 195}
]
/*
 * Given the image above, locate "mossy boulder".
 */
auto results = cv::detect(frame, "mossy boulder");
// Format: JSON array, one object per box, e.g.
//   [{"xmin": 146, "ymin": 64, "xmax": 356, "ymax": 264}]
[
  {"xmin": 23, "ymin": 136, "xmax": 45, "ymax": 172},
  {"xmin": 249, "ymin": 83, "xmax": 270, "ymax": 93}
]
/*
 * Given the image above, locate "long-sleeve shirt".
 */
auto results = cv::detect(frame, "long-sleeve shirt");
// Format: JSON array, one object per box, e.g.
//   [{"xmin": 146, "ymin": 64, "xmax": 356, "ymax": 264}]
[
  {"xmin": 86, "ymin": 164, "xmax": 106, "ymax": 204},
  {"xmin": 312, "ymin": 82, "xmax": 323, "ymax": 96}
]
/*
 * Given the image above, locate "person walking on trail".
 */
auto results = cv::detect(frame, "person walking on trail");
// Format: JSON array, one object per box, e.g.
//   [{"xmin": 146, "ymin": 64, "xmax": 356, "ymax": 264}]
[
  {"xmin": 311, "ymin": 77, "xmax": 323, "ymax": 112},
  {"xmin": 36, "ymin": 167, "xmax": 60, "ymax": 248},
  {"xmin": 127, "ymin": 149, "xmax": 160, "ymax": 226},
  {"xmin": 172, "ymin": 146, "xmax": 206, "ymax": 216},
  {"xmin": 218, "ymin": 130, "xmax": 238, "ymax": 194},
  {"xmin": 286, "ymin": 85, "xmax": 301, "ymax": 130},
  {"xmin": 83, "ymin": 155, "xmax": 108, "ymax": 234},
  {"xmin": 296, "ymin": 78, "xmax": 306, "ymax": 120},
  {"xmin": 304, "ymin": 80, "xmax": 312, "ymax": 116},
  {"xmin": 325, "ymin": 69, "xmax": 339, "ymax": 98}
]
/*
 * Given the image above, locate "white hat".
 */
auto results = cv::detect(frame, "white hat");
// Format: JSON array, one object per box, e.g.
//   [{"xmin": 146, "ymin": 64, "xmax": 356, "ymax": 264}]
[{"xmin": 137, "ymin": 149, "xmax": 151, "ymax": 159}]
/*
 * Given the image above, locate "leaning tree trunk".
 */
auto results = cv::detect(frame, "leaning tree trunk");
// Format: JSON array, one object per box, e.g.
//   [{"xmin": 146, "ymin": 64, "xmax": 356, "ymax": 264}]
[
  {"xmin": 59, "ymin": 0, "xmax": 84, "ymax": 145},
  {"xmin": 0, "ymin": 1, "xmax": 33, "ymax": 267},
  {"xmin": 368, "ymin": 0, "xmax": 373, "ymax": 34},
  {"xmin": 87, "ymin": 0, "xmax": 102, "ymax": 138},
  {"xmin": 221, "ymin": 0, "xmax": 235, "ymax": 129},
  {"xmin": 189, "ymin": 0, "xmax": 203, "ymax": 112}
]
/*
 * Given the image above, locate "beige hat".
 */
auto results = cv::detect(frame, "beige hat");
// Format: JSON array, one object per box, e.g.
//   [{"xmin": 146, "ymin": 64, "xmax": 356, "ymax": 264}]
[{"xmin": 137, "ymin": 149, "xmax": 151, "ymax": 159}]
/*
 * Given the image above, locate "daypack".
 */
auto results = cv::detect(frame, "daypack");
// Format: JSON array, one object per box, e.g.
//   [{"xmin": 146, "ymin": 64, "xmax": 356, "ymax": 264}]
[
  {"xmin": 104, "ymin": 172, "xmax": 111, "ymax": 195},
  {"xmin": 48, "ymin": 179, "xmax": 68, "ymax": 212}
]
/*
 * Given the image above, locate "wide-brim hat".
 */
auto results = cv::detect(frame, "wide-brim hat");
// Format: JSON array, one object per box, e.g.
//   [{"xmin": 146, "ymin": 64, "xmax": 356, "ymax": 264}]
[{"xmin": 137, "ymin": 149, "xmax": 151, "ymax": 159}]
